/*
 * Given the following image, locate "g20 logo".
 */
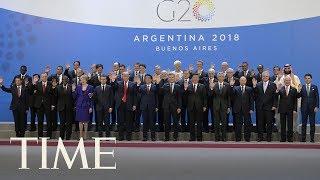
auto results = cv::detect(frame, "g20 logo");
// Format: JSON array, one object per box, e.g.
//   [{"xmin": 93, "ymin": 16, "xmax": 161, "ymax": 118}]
[{"xmin": 157, "ymin": 0, "xmax": 215, "ymax": 22}]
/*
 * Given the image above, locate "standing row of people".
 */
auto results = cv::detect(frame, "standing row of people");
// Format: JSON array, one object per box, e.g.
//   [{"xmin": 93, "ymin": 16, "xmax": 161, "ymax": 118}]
[{"xmin": 0, "ymin": 60, "xmax": 318, "ymax": 142}]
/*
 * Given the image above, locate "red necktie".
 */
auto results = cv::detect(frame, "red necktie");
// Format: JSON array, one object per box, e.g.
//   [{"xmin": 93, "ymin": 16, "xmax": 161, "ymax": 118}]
[{"xmin": 122, "ymin": 82, "xmax": 128, "ymax": 102}]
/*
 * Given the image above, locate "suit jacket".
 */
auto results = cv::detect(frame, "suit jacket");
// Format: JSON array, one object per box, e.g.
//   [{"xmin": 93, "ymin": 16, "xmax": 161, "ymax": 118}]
[
  {"xmin": 1, "ymin": 85, "xmax": 29, "ymax": 111},
  {"xmin": 185, "ymin": 83, "xmax": 207, "ymax": 111},
  {"xmin": 203, "ymin": 77, "xmax": 217, "ymax": 108},
  {"xmin": 112, "ymin": 81, "xmax": 137, "ymax": 111},
  {"xmin": 54, "ymin": 84, "xmax": 74, "ymax": 111},
  {"xmin": 48, "ymin": 74, "xmax": 63, "ymax": 85},
  {"xmin": 138, "ymin": 84, "xmax": 158, "ymax": 111},
  {"xmin": 298, "ymin": 84, "xmax": 319, "ymax": 112},
  {"xmin": 94, "ymin": 84, "xmax": 114, "ymax": 111},
  {"xmin": 11, "ymin": 74, "xmax": 32, "ymax": 86},
  {"xmin": 32, "ymin": 81, "xmax": 55, "ymax": 110},
  {"xmin": 235, "ymin": 70, "xmax": 254, "ymax": 87},
  {"xmin": 177, "ymin": 78, "xmax": 191, "ymax": 107},
  {"xmin": 254, "ymin": 81, "xmax": 278, "ymax": 111},
  {"xmin": 232, "ymin": 86, "xmax": 254, "ymax": 114},
  {"xmin": 160, "ymin": 83, "xmax": 182, "ymax": 110},
  {"xmin": 277, "ymin": 86, "xmax": 298, "ymax": 113},
  {"xmin": 192, "ymin": 70, "xmax": 208, "ymax": 84},
  {"xmin": 210, "ymin": 82, "xmax": 231, "ymax": 111},
  {"xmin": 64, "ymin": 69, "xmax": 77, "ymax": 80}
]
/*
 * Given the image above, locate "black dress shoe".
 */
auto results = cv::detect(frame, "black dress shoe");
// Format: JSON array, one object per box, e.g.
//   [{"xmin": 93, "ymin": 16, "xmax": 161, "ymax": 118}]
[
  {"xmin": 151, "ymin": 138, "xmax": 156, "ymax": 141},
  {"xmin": 310, "ymin": 140, "xmax": 315, "ymax": 143},
  {"xmin": 164, "ymin": 138, "xmax": 169, "ymax": 141},
  {"xmin": 173, "ymin": 138, "xmax": 178, "ymax": 141},
  {"xmin": 142, "ymin": 138, "xmax": 148, "ymax": 141},
  {"xmin": 189, "ymin": 139, "xmax": 195, "ymax": 141}
]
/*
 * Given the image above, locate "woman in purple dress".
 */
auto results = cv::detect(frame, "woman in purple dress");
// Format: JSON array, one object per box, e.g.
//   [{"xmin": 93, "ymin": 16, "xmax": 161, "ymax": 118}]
[{"xmin": 72, "ymin": 74, "xmax": 93, "ymax": 139}]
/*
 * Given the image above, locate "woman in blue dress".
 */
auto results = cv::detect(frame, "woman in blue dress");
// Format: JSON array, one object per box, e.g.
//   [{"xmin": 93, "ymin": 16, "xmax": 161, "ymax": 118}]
[{"xmin": 72, "ymin": 74, "xmax": 93, "ymax": 140}]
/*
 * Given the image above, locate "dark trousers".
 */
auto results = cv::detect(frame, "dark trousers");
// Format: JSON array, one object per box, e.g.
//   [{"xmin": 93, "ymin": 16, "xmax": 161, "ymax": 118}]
[
  {"xmin": 96, "ymin": 109, "xmax": 111, "ymax": 137},
  {"xmin": 213, "ymin": 109, "xmax": 228, "ymax": 141},
  {"xmin": 51, "ymin": 109, "xmax": 58, "ymax": 131},
  {"xmin": 234, "ymin": 112, "xmax": 252, "ymax": 141},
  {"xmin": 257, "ymin": 110, "xmax": 274, "ymax": 141},
  {"xmin": 134, "ymin": 109, "xmax": 141, "ymax": 131},
  {"xmin": 12, "ymin": 108, "xmax": 26, "ymax": 137},
  {"xmin": 30, "ymin": 107, "xmax": 37, "ymax": 131},
  {"xmin": 111, "ymin": 103, "xmax": 117, "ymax": 125},
  {"xmin": 117, "ymin": 102, "xmax": 133, "ymax": 140},
  {"xmin": 280, "ymin": 112, "xmax": 293, "ymax": 142},
  {"xmin": 37, "ymin": 105, "xmax": 52, "ymax": 138},
  {"xmin": 180, "ymin": 106, "xmax": 189, "ymax": 132},
  {"xmin": 157, "ymin": 107, "xmax": 164, "ymax": 132},
  {"xmin": 59, "ymin": 107, "xmax": 73, "ymax": 140},
  {"xmin": 189, "ymin": 108, "xmax": 203, "ymax": 141},
  {"xmin": 142, "ymin": 108, "xmax": 156, "ymax": 140},
  {"xmin": 301, "ymin": 109, "xmax": 316, "ymax": 141},
  {"xmin": 164, "ymin": 108, "xmax": 179, "ymax": 140}
]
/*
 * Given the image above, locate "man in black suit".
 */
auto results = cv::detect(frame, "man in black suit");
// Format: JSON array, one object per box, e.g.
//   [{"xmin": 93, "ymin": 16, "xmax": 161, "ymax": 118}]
[
  {"xmin": 185, "ymin": 73, "xmax": 207, "ymax": 141},
  {"xmin": 64, "ymin": 60, "xmax": 81, "ymax": 80},
  {"xmin": 203, "ymin": 68, "xmax": 216, "ymax": 133},
  {"xmin": 210, "ymin": 72, "xmax": 231, "ymax": 141},
  {"xmin": 111, "ymin": 72, "xmax": 137, "ymax": 141},
  {"xmin": 11, "ymin": 65, "xmax": 32, "ymax": 85},
  {"xmin": 225, "ymin": 68, "xmax": 239, "ymax": 132},
  {"xmin": 232, "ymin": 76, "xmax": 254, "ymax": 142},
  {"xmin": 11, "ymin": 65, "xmax": 32, "ymax": 130},
  {"xmin": 254, "ymin": 64, "xmax": 264, "ymax": 83},
  {"xmin": 298, "ymin": 73, "xmax": 319, "ymax": 142},
  {"xmin": 177, "ymin": 70, "xmax": 191, "ymax": 132},
  {"xmin": 0, "ymin": 77, "xmax": 29, "ymax": 137},
  {"xmin": 234, "ymin": 61, "xmax": 255, "ymax": 87},
  {"xmin": 32, "ymin": 73, "xmax": 55, "ymax": 138},
  {"xmin": 277, "ymin": 76, "xmax": 298, "ymax": 142},
  {"xmin": 253, "ymin": 71, "xmax": 278, "ymax": 142},
  {"xmin": 94, "ymin": 74, "xmax": 114, "ymax": 137},
  {"xmin": 194, "ymin": 60, "xmax": 208, "ymax": 84},
  {"xmin": 138, "ymin": 74, "xmax": 158, "ymax": 141},
  {"xmin": 54, "ymin": 75, "xmax": 74, "ymax": 140},
  {"xmin": 48, "ymin": 66, "xmax": 64, "ymax": 85},
  {"xmin": 88, "ymin": 64, "xmax": 105, "ymax": 131},
  {"xmin": 29, "ymin": 74, "xmax": 40, "ymax": 131},
  {"xmin": 161, "ymin": 72, "xmax": 182, "ymax": 141}
]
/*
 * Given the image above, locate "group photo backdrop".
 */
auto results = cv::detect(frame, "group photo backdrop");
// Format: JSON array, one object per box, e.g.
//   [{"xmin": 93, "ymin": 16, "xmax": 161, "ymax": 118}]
[{"xmin": 0, "ymin": 0, "xmax": 319, "ymax": 123}]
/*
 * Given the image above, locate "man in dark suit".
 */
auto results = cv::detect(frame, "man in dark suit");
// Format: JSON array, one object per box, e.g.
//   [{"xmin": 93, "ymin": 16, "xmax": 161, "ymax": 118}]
[
  {"xmin": 11, "ymin": 65, "xmax": 32, "ymax": 85},
  {"xmin": 88, "ymin": 64, "xmax": 105, "ymax": 131},
  {"xmin": 232, "ymin": 76, "xmax": 254, "ymax": 142},
  {"xmin": 194, "ymin": 60, "xmax": 208, "ymax": 84},
  {"xmin": 177, "ymin": 70, "xmax": 191, "ymax": 132},
  {"xmin": 94, "ymin": 74, "xmax": 114, "ymax": 137},
  {"xmin": 138, "ymin": 74, "xmax": 158, "ymax": 141},
  {"xmin": 234, "ymin": 61, "xmax": 255, "ymax": 87},
  {"xmin": 203, "ymin": 68, "xmax": 216, "ymax": 133},
  {"xmin": 111, "ymin": 72, "xmax": 137, "ymax": 141},
  {"xmin": 253, "ymin": 71, "xmax": 278, "ymax": 142},
  {"xmin": 32, "ymin": 73, "xmax": 55, "ymax": 138},
  {"xmin": 64, "ymin": 60, "xmax": 81, "ymax": 80},
  {"xmin": 277, "ymin": 76, "xmax": 298, "ymax": 142},
  {"xmin": 161, "ymin": 72, "xmax": 182, "ymax": 141},
  {"xmin": 254, "ymin": 64, "xmax": 264, "ymax": 83},
  {"xmin": 0, "ymin": 77, "xmax": 29, "ymax": 137},
  {"xmin": 298, "ymin": 73, "xmax": 319, "ymax": 142},
  {"xmin": 48, "ymin": 66, "xmax": 64, "ymax": 85},
  {"xmin": 185, "ymin": 73, "xmax": 207, "ymax": 141},
  {"xmin": 225, "ymin": 68, "xmax": 239, "ymax": 132},
  {"xmin": 54, "ymin": 75, "xmax": 74, "ymax": 140},
  {"xmin": 11, "ymin": 65, "xmax": 32, "ymax": 130},
  {"xmin": 29, "ymin": 74, "xmax": 40, "ymax": 131},
  {"xmin": 210, "ymin": 72, "xmax": 231, "ymax": 141}
]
